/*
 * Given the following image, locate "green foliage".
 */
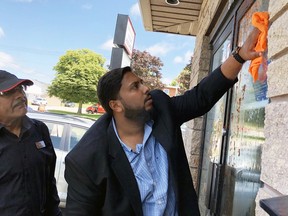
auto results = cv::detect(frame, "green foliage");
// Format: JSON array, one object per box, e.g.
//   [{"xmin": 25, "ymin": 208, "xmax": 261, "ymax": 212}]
[
  {"xmin": 177, "ymin": 69, "xmax": 191, "ymax": 95},
  {"xmin": 170, "ymin": 80, "xmax": 178, "ymax": 86},
  {"xmin": 48, "ymin": 49, "xmax": 106, "ymax": 104},
  {"xmin": 174, "ymin": 58, "xmax": 192, "ymax": 95},
  {"xmin": 48, "ymin": 110, "xmax": 100, "ymax": 121},
  {"xmin": 131, "ymin": 49, "xmax": 164, "ymax": 90}
]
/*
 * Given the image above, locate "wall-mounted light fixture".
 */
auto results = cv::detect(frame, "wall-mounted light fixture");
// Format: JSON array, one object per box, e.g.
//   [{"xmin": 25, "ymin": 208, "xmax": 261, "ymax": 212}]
[{"xmin": 165, "ymin": 0, "xmax": 180, "ymax": 5}]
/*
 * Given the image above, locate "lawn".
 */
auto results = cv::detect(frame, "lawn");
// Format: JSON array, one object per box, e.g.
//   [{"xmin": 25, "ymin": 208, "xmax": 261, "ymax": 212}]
[{"xmin": 48, "ymin": 109, "xmax": 102, "ymax": 121}]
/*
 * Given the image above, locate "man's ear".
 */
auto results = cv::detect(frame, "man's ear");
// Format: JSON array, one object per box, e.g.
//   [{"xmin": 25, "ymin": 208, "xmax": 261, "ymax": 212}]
[{"xmin": 109, "ymin": 100, "xmax": 123, "ymax": 113}]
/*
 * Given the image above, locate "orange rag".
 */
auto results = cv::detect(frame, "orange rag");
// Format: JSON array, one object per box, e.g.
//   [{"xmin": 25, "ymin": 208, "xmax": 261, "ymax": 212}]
[{"xmin": 248, "ymin": 11, "xmax": 269, "ymax": 82}]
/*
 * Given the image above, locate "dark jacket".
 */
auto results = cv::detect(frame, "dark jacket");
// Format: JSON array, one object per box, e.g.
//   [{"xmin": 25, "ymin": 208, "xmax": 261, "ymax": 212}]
[
  {"xmin": 0, "ymin": 117, "xmax": 61, "ymax": 216},
  {"xmin": 64, "ymin": 67, "xmax": 236, "ymax": 216}
]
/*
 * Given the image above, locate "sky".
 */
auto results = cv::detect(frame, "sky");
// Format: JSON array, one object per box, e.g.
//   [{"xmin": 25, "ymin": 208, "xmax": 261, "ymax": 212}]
[{"xmin": 0, "ymin": 0, "xmax": 196, "ymax": 85}]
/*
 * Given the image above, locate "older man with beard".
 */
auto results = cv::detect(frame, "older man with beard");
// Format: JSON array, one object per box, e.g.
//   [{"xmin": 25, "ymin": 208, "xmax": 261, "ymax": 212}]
[
  {"xmin": 65, "ymin": 28, "xmax": 261, "ymax": 216},
  {"xmin": 0, "ymin": 70, "xmax": 61, "ymax": 216}
]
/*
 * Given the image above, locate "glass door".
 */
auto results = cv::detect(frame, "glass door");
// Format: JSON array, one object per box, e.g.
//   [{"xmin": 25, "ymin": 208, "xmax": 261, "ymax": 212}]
[
  {"xmin": 198, "ymin": 1, "xmax": 269, "ymax": 215},
  {"xmin": 219, "ymin": 1, "xmax": 269, "ymax": 215},
  {"xmin": 198, "ymin": 32, "xmax": 232, "ymax": 215}
]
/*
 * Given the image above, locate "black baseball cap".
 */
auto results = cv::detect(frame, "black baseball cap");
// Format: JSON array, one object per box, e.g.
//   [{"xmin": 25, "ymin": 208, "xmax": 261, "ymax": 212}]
[{"xmin": 0, "ymin": 70, "xmax": 33, "ymax": 92}]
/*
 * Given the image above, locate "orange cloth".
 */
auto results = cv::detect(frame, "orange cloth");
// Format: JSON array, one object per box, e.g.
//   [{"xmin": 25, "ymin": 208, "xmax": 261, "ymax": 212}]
[{"xmin": 248, "ymin": 12, "xmax": 269, "ymax": 82}]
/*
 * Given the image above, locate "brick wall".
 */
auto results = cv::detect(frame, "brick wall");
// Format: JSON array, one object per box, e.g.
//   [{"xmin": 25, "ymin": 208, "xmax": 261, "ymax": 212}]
[
  {"xmin": 183, "ymin": 0, "xmax": 221, "ymax": 191},
  {"xmin": 186, "ymin": 0, "xmax": 288, "ymax": 215},
  {"xmin": 255, "ymin": 1, "xmax": 288, "ymax": 215}
]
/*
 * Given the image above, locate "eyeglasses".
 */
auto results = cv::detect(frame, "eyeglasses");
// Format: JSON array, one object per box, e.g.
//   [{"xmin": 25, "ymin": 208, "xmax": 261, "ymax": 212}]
[{"xmin": 0, "ymin": 85, "xmax": 27, "ymax": 97}]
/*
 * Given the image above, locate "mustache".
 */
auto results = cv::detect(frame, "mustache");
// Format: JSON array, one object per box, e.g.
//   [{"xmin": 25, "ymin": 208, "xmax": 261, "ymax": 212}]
[{"xmin": 13, "ymin": 98, "xmax": 27, "ymax": 108}]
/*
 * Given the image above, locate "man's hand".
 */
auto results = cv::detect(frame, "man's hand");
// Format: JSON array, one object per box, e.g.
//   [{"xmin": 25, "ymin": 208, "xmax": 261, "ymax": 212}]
[
  {"xmin": 239, "ymin": 27, "xmax": 262, "ymax": 61},
  {"xmin": 221, "ymin": 27, "xmax": 262, "ymax": 80}
]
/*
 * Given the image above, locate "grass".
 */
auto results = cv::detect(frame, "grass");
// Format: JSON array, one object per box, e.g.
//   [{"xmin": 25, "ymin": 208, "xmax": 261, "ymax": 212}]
[{"xmin": 48, "ymin": 109, "xmax": 102, "ymax": 121}]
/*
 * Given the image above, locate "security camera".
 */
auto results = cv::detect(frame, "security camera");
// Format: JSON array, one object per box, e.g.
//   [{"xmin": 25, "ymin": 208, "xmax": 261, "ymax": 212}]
[{"xmin": 165, "ymin": 0, "xmax": 180, "ymax": 5}]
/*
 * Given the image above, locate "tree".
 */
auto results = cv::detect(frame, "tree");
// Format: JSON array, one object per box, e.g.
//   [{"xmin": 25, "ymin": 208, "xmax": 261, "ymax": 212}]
[
  {"xmin": 173, "ymin": 58, "xmax": 192, "ymax": 95},
  {"xmin": 48, "ymin": 49, "xmax": 106, "ymax": 113},
  {"xmin": 131, "ymin": 49, "xmax": 164, "ymax": 90},
  {"xmin": 176, "ymin": 69, "xmax": 191, "ymax": 95}
]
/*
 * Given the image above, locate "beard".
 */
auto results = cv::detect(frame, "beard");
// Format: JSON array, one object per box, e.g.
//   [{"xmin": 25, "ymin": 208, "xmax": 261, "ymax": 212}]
[
  {"xmin": 124, "ymin": 107, "xmax": 151, "ymax": 122},
  {"xmin": 120, "ymin": 98, "xmax": 151, "ymax": 123}
]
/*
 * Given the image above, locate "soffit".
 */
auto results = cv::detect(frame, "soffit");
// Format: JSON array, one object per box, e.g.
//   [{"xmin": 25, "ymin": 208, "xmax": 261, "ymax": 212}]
[{"xmin": 138, "ymin": 0, "xmax": 203, "ymax": 36}]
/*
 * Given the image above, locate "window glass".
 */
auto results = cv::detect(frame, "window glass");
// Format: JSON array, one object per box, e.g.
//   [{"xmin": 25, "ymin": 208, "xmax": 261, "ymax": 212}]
[
  {"xmin": 163, "ymin": 89, "xmax": 170, "ymax": 95},
  {"xmin": 44, "ymin": 121, "xmax": 64, "ymax": 150},
  {"xmin": 198, "ymin": 33, "xmax": 232, "ymax": 214},
  {"xmin": 221, "ymin": 1, "xmax": 269, "ymax": 215},
  {"xmin": 69, "ymin": 126, "xmax": 87, "ymax": 151}
]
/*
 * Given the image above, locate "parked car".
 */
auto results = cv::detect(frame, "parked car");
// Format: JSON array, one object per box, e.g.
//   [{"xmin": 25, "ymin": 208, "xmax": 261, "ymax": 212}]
[
  {"xmin": 27, "ymin": 112, "xmax": 94, "ymax": 208},
  {"xmin": 31, "ymin": 97, "xmax": 47, "ymax": 106},
  {"xmin": 64, "ymin": 101, "xmax": 75, "ymax": 107},
  {"xmin": 86, "ymin": 104, "xmax": 105, "ymax": 114}
]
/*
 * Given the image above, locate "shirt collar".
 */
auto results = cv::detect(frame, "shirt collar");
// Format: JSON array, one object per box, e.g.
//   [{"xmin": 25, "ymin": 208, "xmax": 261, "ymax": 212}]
[
  {"xmin": 0, "ymin": 115, "xmax": 33, "ymax": 133},
  {"xmin": 112, "ymin": 117, "xmax": 154, "ymax": 153}
]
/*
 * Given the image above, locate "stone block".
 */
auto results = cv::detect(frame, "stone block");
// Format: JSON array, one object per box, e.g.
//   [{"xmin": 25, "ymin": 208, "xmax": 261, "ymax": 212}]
[
  {"xmin": 267, "ymin": 55, "xmax": 288, "ymax": 97},
  {"xmin": 186, "ymin": 117, "xmax": 204, "ymax": 130},
  {"xmin": 268, "ymin": 0, "xmax": 288, "ymax": 20},
  {"xmin": 261, "ymin": 102, "xmax": 288, "ymax": 194},
  {"xmin": 199, "ymin": 57, "xmax": 211, "ymax": 71},
  {"xmin": 255, "ymin": 188, "xmax": 273, "ymax": 216},
  {"xmin": 189, "ymin": 167, "xmax": 199, "ymax": 189},
  {"xmin": 268, "ymin": 10, "xmax": 288, "ymax": 58}
]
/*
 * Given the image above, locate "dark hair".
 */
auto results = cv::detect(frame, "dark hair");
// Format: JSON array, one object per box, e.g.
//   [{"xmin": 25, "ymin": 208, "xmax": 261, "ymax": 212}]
[{"xmin": 97, "ymin": 66, "xmax": 131, "ymax": 115}]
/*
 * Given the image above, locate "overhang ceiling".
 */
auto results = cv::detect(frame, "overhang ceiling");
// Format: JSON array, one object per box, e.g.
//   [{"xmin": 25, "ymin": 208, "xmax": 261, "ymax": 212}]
[{"xmin": 138, "ymin": 0, "xmax": 203, "ymax": 36}]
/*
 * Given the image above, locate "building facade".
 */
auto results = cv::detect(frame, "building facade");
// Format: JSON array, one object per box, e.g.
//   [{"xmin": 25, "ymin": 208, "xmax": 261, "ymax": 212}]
[
  {"xmin": 162, "ymin": 85, "xmax": 179, "ymax": 97},
  {"xmin": 139, "ymin": 0, "xmax": 288, "ymax": 215}
]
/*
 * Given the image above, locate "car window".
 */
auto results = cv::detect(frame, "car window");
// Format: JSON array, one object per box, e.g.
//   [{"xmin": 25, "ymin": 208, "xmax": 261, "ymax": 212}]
[
  {"xmin": 44, "ymin": 122, "xmax": 64, "ymax": 150},
  {"xmin": 69, "ymin": 126, "xmax": 87, "ymax": 151}
]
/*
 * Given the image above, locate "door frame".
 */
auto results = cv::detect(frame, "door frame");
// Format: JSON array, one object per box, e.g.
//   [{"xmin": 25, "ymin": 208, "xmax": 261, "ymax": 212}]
[{"xmin": 198, "ymin": 0, "xmax": 255, "ymax": 214}]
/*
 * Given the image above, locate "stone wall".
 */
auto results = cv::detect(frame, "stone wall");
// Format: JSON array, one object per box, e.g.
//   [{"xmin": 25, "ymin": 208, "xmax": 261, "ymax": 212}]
[
  {"xmin": 255, "ymin": 1, "xmax": 288, "ymax": 215},
  {"xmin": 183, "ymin": 0, "xmax": 221, "ymax": 191},
  {"xmin": 183, "ymin": 0, "xmax": 288, "ymax": 215}
]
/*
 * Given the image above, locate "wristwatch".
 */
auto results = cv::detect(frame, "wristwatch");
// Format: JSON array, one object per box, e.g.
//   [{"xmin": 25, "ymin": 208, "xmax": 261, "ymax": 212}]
[{"xmin": 232, "ymin": 46, "xmax": 246, "ymax": 64}]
